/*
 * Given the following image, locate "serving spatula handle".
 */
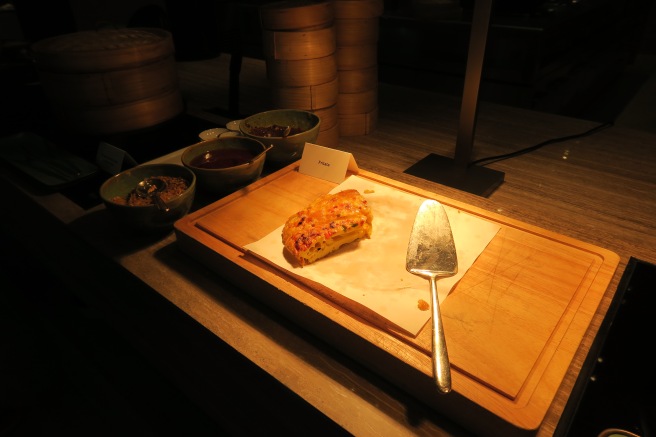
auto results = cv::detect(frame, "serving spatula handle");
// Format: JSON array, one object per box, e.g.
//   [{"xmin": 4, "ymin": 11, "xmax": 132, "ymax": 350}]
[{"xmin": 430, "ymin": 275, "xmax": 451, "ymax": 394}]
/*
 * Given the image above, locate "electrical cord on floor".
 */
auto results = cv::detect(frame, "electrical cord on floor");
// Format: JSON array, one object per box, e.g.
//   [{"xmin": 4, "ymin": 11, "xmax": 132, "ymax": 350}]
[{"xmin": 469, "ymin": 121, "xmax": 614, "ymax": 167}]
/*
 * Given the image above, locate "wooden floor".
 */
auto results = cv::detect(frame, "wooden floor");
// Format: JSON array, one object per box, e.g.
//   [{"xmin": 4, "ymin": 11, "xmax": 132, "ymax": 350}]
[{"xmin": 174, "ymin": 50, "xmax": 656, "ymax": 138}]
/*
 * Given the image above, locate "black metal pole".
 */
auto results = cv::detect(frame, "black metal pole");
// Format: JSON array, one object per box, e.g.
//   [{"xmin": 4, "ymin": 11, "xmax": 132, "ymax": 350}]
[
  {"xmin": 404, "ymin": 0, "xmax": 504, "ymax": 197},
  {"xmin": 455, "ymin": 0, "xmax": 494, "ymax": 166}
]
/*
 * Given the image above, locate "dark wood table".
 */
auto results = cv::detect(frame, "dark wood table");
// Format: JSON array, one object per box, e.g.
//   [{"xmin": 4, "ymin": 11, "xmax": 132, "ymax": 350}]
[{"xmin": 2, "ymin": 55, "xmax": 655, "ymax": 436}]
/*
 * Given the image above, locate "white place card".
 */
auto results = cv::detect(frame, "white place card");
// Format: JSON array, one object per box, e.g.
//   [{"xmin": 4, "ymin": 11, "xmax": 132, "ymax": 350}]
[{"xmin": 298, "ymin": 143, "xmax": 359, "ymax": 183}]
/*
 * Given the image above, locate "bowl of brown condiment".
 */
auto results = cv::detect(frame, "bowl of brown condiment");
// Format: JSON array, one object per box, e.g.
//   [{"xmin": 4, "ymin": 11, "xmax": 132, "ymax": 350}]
[
  {"xmin": 239, "ymin": 109, "xmax": 320, "ymax": 163},
  {"xmin": 181, "ymin": 136, "xmax": 269, "ymax": 194},
  {"xmin": 99, "ymin": 163, "xmax": 196, "ymax": 233}
]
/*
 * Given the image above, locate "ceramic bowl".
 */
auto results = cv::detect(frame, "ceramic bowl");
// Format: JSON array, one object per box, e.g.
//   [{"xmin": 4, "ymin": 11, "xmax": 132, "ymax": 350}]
[
  {"xmin": 99, "ymin": 163, "xmax": 196, "ymax": 232},
  {"xmin": 239, "ymin": 109, "xmax": 321, "ymax": 163},
  {"xmin": 181, "ymin": 136, "xmax": 269, "ymax": 194},
  {"xmin": 198, "ymin": 127, "xmax": 228, "ymax": 141}
]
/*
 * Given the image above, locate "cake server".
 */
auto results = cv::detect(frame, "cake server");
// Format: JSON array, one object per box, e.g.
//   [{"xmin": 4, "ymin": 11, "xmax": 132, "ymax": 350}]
[{"xmin": 406, "ymin": 199, "xmax": 458, "ymax": 394}]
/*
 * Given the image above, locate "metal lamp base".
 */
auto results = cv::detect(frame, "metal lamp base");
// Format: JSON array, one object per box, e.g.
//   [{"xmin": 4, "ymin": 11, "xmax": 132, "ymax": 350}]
[{"xmin": 404, "ymin": 153, "xmax": 504, "ymax": 198}]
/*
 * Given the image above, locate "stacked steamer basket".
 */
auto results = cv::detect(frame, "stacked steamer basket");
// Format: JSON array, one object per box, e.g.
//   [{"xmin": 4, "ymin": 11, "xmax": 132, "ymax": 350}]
[
  {"xmin": 260, "ymin": 0, "xmax": 340, "ymax": 147},
  {"xmin": 31, "ymin": 28, "xmax": 183, "ymax": 135},
  {"xmin": 334, "ymin": 0, "xmax": 383, "ymax": 136}
]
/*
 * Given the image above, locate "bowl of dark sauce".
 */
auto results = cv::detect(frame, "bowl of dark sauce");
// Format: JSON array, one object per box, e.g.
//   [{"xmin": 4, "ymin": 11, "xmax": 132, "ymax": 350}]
[
  {"xmin": 182, "ymin": 136, "xmax": 269, "ymax": 194},
  {"xmin": 188, "ymin": 147, "xmax": 255, "ymax": 169}
]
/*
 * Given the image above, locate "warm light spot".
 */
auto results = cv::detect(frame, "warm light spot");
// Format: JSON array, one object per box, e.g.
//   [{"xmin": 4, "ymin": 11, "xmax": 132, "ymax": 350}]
[{"xmin": 562, "ymin": 149, "xmax": 570, "ymax": 160}]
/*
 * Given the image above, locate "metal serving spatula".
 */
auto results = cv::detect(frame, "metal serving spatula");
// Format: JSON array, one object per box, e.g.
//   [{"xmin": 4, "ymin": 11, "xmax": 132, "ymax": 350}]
[{"xmin": 406, "ymin": 199, "xmax": 458, "ymax": 394}]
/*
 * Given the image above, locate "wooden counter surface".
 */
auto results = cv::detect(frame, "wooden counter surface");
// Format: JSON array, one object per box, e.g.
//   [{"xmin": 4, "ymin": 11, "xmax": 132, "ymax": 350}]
[{"xmin": 2, "ymin": 56, "xmax": 655, "ymax": 436}]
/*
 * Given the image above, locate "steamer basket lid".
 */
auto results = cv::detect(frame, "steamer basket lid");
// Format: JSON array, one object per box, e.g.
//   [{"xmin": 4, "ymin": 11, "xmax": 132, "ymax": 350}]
[{"xmin": 31, "ymin": 28, "xmax": 174, "ymax": 71}]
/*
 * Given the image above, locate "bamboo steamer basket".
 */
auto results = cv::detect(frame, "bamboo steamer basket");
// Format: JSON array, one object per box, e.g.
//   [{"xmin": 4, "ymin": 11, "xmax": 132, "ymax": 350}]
[
  {"xmin": 334, "ymin": 0, "xmax": 384, "ymax": 19},
  {"xmin": 53, "ymin": 89, "xmax": 183, "ymax": 135},
  {"xmin": 336, "ymin": 44, "xmax": 378, "ymax": 70},
  {"xmin": 334, "ymin": 18, "xmax": 379, "ymax": 46},
  {"xmin": 313, "ymin": 104, "xmax": 339, "ymax": 130},
  {"xmin": 266, "ymin": 54, "xmax": 337, "ymax": 86},
  {"xmin": 271, "ymin": 76, "xmax": 338, "ymax": 110},
  {"xmin": 31, "ymin": 28, "xmax": 182, "ymax": 135},
  {"xmin": 260, "ymin": 0, "xmax": 335, "ymax": 31},
  {"xmin": 316, "ymin": 120, "xmax": 340, "ymax": 147},
  {"xmin": 36, "ymin": 57, "xmax": 178, "ymax": 106},
  {"xmin": 337, "ymin": 86, "xmax": 378, "ymax": 115},
  {"xmin": 338, "ymin": 106, "xmax": 378, "ymax": 136},
  {"xmin": 338, "ymin": 65, "xmax": 378, "ymax": 93},
  {"xmin": 262, "ymin": 26, "xmax": 336, "ymax": 60}
]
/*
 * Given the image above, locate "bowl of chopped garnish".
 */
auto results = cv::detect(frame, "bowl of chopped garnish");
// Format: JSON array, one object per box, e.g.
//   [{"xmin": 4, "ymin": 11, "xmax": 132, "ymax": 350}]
[
  {"xmin": 99, "ymin": 163, "xmax": 196, "ymax": 232},
  {"xmin": 239, "ymin": 109, "xmax": 321, "ymax": 163}
]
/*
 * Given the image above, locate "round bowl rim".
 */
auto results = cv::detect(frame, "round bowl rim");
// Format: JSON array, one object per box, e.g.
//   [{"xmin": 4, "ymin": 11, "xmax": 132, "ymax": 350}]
[{"xmin": 239, "ymin": 109, "xmax": 321, "ymax": 140}]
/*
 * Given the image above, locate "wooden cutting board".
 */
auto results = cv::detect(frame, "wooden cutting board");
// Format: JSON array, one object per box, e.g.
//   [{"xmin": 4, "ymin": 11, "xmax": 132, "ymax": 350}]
[{"xmin": 174, "ymin": 163, "xmax": 619, "ymax": 436}]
